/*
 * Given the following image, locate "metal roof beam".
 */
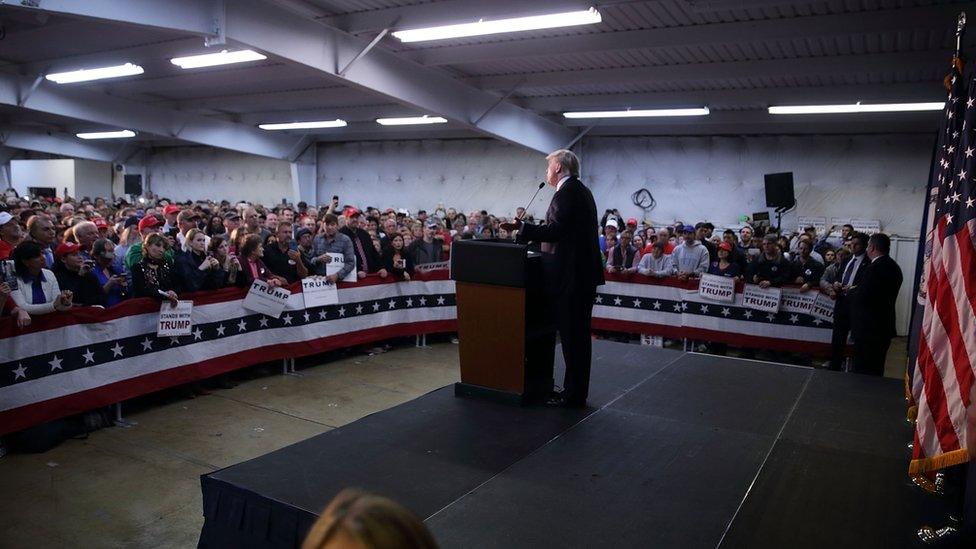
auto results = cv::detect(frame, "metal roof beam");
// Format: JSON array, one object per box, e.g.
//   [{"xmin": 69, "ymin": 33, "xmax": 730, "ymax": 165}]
[
  {"xmin": 471, "ymin": 51, "xmax": 946, "ymax": 91},
  {"xmin": 0, "ymin": 72, "xmax": 302, "ymax": 159},
  {"xmin": 0, "ymin": 129, "xmax": 130, "ymax": 162},
  {"xmin": 417, "ymin": 5, "xmax": 961, "ymax": 66},
  {"xmin": 519, "ymin": 82, "xmax": 945, "ymax": 111},
  {"xmin": 12, "ymin": 0, "xmax": 576, "ymax": 153}
]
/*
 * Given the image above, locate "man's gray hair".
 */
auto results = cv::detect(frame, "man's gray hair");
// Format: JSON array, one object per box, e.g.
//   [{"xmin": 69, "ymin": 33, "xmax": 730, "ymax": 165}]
[{"xmin": 546, "ymin": 149, "xmax": 580, "ymax": 178}]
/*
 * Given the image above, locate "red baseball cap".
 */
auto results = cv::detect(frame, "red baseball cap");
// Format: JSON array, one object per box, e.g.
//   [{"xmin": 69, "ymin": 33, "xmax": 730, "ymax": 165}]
[
  {"xmin": 627, "ymin": 218, "xmax": 638, "ymax": 226},
  {"xmin": 163, "ymin": 205, "xmax": 181, "ymax": 216},
  {"xmin": 343, "ymin": 207, "xmax": 362, "ymax": 218},
  {"xmin": 138, "ymin": 215, "xmax": 162, "ymax": 232},
  {"xmin": 93, "ymin": 218, "xmax": 109, "ymax": 230},
  {"xmin": 55, "ymin": 242, "xmax": 81, "ymax": 258},
  {"xmin": 718, "ymin": 241, "xmax": 732, "ymax": 252}
]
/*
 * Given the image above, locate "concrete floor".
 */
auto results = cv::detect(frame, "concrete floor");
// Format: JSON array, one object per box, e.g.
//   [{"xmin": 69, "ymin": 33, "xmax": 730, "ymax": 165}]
[
  {"xmin": 0, "ymin": 342, "xmax": 461, "ymax": 549},
  {"xmin": 0, "ymin": 336, "xmax": 909, "ymax": 548}
]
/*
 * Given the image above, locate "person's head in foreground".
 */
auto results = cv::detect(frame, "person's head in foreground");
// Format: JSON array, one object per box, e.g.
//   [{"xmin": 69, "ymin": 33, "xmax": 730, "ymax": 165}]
[{"xmin": 302, "ymin": 489, "xmax": 438, "ymax": 549}]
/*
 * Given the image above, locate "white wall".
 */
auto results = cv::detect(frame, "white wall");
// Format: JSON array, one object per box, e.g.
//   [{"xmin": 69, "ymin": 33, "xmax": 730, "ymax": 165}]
[
  {"xmin": 10, "ymin": 159, "xmax": 74, "ymax": 198},
  {"xmin": 582, "ymin": 135, "xmax": 930, "ymax": 236},
  {"xmin": 72, "ymin": 159, "xmax": 113, "ymax": 200},
  {"xmin": 147, "ymin": 147, "xmax": 292, "ymax": 205},
  {"xmin": 318, "ymin": 135, "xmax": 931, "ymax": 236}
]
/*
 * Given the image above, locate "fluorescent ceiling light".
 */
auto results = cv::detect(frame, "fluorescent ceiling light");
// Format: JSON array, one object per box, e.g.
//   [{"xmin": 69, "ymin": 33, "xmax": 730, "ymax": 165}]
[
  {"xmin": 768, "ymin": 102, "xmax": 944, "ymax": 114},
  {"xmin": 76, "ymin": 130, "xmax": 136, "ymax": 140},
  {"xmin": 563, "ymin": 107, "xmax": 710, "ymax": 119},
  {"xmin": 46, "ymin": 63, "xmax": 143, "ymax": 84},
  {"xmin": 258, "ymin": 120, "xmax": 347, "ymax": 130},
  {"xmin": 376, "ymin": 115, "xmax": 448, "ymax": 126},
  {"xmin": 170, "ymin": 49, "xmax": 267, "ymax": 69},
  {"xmin": 392, "ymin": 7, "xmax": 601, "ymax": 43}
]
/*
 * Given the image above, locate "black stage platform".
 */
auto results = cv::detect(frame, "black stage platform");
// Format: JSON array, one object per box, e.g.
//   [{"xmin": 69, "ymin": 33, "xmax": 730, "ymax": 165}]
[{"xmin": 198, "ymin": 340, "xmax": 930, "ymax": 548}]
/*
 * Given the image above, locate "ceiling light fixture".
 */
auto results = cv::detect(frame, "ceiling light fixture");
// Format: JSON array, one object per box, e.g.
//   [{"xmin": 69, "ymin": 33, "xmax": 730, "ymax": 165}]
[
  {"xmin": 392, "ymin": 7, "xmax": 601, "ymax": 43},
  {"xmin": 768, "ymin": 102, "xmax": 944, "ymax": 114},
  {"xmin": 171, "ymin": 49, "xmax": 267, "ymax": 69},
  {"xmin": 376, "ymin": 115, "xmax": 448, "ymax": 126},
  {"xmin": 46, "ymin": 63, "xmax": 144, "ymax": 84},
  {"xmin": 76, "ymin": 130, "xmax": 136, "ymax": 140},
  {"xmin": 563, "ymin": 107, "xmax": 710, "ymax": 118},
  {"xmin": 258, "ymin": 120, "xmax": 347, "ymax": 130}
]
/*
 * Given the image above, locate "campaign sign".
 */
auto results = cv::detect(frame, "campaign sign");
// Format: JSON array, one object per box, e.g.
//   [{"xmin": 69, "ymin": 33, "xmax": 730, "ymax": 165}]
[
  {"xmin": 324, "ymin": 253, "xmax": 358, "ymax": 283},
  {"xmin": 779, "ymin": 288, "xmax": 816, "ymax": 314},
  {"xmin": 243, "ymin": 280, "xmax": 291, "ymax": 318},
  {"xmin": 811, "ymin": 292, "xmax": 836, "ymax": 323},
  {"xmin": 698, "ymin": 274, "xmax": 735, "ymax": 303},
  {"xmin": 157, "ymin": 300, "xmax": 193, "ymax": 337},
  {"xmin": 742, "ymin": 284, "xmax": 782, "ymax": 313},
  {"xmin": 302, "ymin": 276, "xmax": 339, "ymax": 308}
]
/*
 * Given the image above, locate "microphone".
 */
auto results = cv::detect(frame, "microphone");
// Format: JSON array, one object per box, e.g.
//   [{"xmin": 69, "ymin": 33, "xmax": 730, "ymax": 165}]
[{"xmin": 517, "ymin": 182, "xmax": 546, "ymax": 221}]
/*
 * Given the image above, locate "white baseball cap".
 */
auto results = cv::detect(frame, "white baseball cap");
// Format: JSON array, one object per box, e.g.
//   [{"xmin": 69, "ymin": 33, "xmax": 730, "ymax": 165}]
[{"xmin": 0, "ymin": 212, "xmax": 14, "ymax": 226}]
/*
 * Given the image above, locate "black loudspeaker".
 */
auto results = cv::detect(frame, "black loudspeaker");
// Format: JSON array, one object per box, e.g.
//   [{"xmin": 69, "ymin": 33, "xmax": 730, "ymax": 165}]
[
  {"xmin": 123, "ymin": 174, "xmax": 143, "ymax": 195},
  {"xmin": 764, "ymin": 172, "xmax": 795, "ymax": 208}
]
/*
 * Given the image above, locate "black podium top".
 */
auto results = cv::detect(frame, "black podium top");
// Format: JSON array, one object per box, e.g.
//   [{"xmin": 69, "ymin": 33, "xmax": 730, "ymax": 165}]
[{"xmin": 450, "ymin": 239, "xmax": 539, "ymax": 288}]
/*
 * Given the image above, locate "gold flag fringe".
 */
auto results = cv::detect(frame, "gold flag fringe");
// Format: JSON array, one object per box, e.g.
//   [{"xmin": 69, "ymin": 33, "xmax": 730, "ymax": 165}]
[{"xmin": 909, "ymin": 448, "xmax": 970, "ymax": 476}]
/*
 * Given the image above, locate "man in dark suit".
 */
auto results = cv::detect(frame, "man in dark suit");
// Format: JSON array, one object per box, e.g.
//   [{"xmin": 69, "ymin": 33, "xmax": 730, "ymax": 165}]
[
  {"xmin": 501, "ymin": 149, "xmax": 604, "ymax": 407},
  {"xmin": 340, "ymin": 207, "xmax": 386, "ymax": 278},
  {"xmin": 849, "ymin": 233, "xmax": 903, "ymax": 376},
  {"xmin": 828, "ymin": 232, "xmax": 869, "ymax": 370}
]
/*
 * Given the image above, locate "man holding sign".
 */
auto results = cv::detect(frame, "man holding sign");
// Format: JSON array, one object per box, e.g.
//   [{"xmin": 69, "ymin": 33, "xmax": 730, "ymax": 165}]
[{"xmin": 311, "ymin": 214, "xmax": 356, "ymax": 282}]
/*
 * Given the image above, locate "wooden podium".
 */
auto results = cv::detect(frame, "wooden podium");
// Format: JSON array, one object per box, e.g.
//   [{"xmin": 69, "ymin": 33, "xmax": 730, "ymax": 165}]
[{"xmin": 450, "ymin": 239, "xmax": 555, "ymax": 404}]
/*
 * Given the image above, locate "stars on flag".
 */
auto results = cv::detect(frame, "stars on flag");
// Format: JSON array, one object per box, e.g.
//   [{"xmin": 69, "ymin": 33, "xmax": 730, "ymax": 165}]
[
  {"xmin": 388, "ymin": 299, "xmax": 397, "ymax": 309},
  {"xmin": 721, "ymin": 307, "xmax": 731, "ymax": 317},
  {"xmin": 613, "ymin": 296, "xmax": 623, "ymax": 306},
  {"xmin": 355, "ymin": 304, "xmax": 363, "ymax": 314},
  {"xmin": 419, "ymin": 297, "xmax": 427, "ymax": 306},
  {"xmin": 303, "ymin": 311, "xmax": 311, "ymax": 323},
  {"xmin": 372, "ymin": 302, "xmax": 381, "ymax": 312},
  {"xmin": 141, "ymin": 338, "xmax": 153, "ymax": 351},
  {"xmin": 673, "ymin": 303, "xmax": 682, "ymax": 312},
  {"xmin": 700, "ymin": 304, "xmax": 709, "ymax": 314},
  {"xmin": 282, "ymin": 314, "xmax": 293, "ymax": 325},
  {"xmin": 48, "ymin": 355, "xmax": 63, "ymax": 372},
  {"xmin": 632, "ymin": 298, "xmax": 641, "ymax": 308},
  {"xmin": 966, "ymin": 197, "xmax": 975, "ymax": 208},
  {"xmin": 259, "ymin": 317, "xmax": 269, "ymax": 328},
  {"xmin": 652, "ymin": 301, "xmax": 661, "ymax": 310},
  {"xmin": 193, "ymin": 328, "xmax": 204, "ymax": 340},
  {"xmin": 437, "ymin": 296, "xmax": 446, "ymax": 305},
  {"xmin": 169, "ymin": 336, "xmax": 181, "ymax": 346},
  {"xmin": 595, "ymin": 295, "xmax": 603, "ymax": 304},
  {"xmin": 338, "ymin": 306, "xmax": 346, "ymax": 317},
  {"xmin": 111, "ymin": 342, "xmax": 124, "ymax": 357},
  {"xmin": 13, "ymin": 363, "xmax": 27, "ymax": 380},
  {"xmin": 966, "ymin": 147, "xmax": 975, "ymax": 158},
  {"xmin": 789, "ymin": 314, "xmax": 799, "ymax": 324},
  {"xmin": 237, "ymin": 319, "xmax": 248, "ymax": 332},
  {"xmin": 82, "ymin": 349, "xmax": 95, "ymax": 364},
  {"xmin": 766, "ymin": 313, "xmax": 776, "ymax": 322},
  {"xmin": 216, "ymin": 324, "xmax": 226, "ymax": 336},
  {"xmin": 743, "ymin": 310, "xmax": 753, "ymax": 319},
  {"xmin": 405, "ymin": 298, "xmax": 413, "ymax": 307},
  {"xmin": 319, "ymin": 310, "xmax": 328, "ymax": 320}
]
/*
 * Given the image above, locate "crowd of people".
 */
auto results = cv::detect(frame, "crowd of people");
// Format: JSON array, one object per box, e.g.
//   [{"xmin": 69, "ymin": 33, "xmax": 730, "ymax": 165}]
[{"xmin": 1, "ymin": 192, "xmax": 866, "ymax": 331}]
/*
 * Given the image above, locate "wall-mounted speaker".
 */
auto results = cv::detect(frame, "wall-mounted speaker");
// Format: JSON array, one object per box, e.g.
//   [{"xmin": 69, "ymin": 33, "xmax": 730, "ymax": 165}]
[
  {"xmin": 124, "ymin": 174, "xmax": 143, "ymax": 195},
  {"xmin": 764, "ymin": 172, "xmax": 795, "ymax": 208}
]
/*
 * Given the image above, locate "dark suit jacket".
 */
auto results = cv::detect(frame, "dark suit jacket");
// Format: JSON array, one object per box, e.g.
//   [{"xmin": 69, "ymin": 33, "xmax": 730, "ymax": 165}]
[
  {"xmin": 340, "ymin": 226, "xmax": 382, "ymax": 274},
  {"xmin": 850, "ymin": 254, "xmax": 903, "ymax": 340},
  {"xmin": 517, "ymin": 177, "xmax": 605, "ymax": 296}
]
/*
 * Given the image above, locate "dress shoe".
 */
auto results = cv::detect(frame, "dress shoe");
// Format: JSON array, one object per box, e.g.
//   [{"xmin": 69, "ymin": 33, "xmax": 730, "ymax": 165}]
[{"xmin": 545, "ymin": 394, "xmax": 586, "ymax": 408}]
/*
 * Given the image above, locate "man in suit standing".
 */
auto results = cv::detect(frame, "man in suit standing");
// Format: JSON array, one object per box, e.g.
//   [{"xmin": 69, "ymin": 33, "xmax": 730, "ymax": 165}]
[
  {"xmin": 501, "ymin": 149, "xmax": 604, "ymax": 407},
  {"xmin": 849, "ymin": 233, "xmax": 903, "ymax": 376},
  {"xmin": 827, "ymin": 232, "xmax": 869, "ymax": 371}
]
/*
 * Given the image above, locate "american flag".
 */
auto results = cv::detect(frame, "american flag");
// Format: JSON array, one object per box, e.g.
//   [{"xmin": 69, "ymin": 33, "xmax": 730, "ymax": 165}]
[{"xmin": 910, "ymin": 63, "xmax": 976, "ymax": 476}]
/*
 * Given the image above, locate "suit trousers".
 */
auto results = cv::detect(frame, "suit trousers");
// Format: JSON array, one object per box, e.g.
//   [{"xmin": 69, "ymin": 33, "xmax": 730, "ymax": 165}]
[
  {"xmin": 851, "ymin": 334, "xmax": 891, "ymax": 377},
  {"xmin": 829, "ymin": 297, "xmax": 851, "ymax": 370},
  {"xmin": 554, "ymin": 288, "xmax": 596, "ymax": 406}
]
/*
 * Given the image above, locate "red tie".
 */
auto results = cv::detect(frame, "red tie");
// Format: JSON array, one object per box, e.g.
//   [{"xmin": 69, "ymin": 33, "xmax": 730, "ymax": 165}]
[{"xmin": 353, "ymin": 233, "xmax": 369, "ymax": 272}]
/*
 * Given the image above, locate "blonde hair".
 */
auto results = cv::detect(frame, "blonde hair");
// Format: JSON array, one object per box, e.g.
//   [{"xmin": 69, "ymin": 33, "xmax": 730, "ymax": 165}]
[
  {"xmin": 546, "ymin": 148, "xmax": 580, "ymax": 177},
  {"xmin": 302, "ymin": 489, "xmax": 438, "ymax": 549}
]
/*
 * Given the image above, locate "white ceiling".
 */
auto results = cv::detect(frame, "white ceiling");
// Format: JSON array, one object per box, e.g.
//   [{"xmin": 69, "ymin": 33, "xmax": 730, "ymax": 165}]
[{"xmin": 0, "ymin": 0, "xmax": 971, "ymax": 162}]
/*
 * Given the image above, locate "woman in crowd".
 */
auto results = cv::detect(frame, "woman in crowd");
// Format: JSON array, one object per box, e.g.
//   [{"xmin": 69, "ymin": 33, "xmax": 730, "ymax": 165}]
[
  {"xmin": 707, "ymin": 242, "xmax": 741, "ymax": 278},
  {"xmin": 382, "ymin": 233, "xmax": 414, "ymax": 281},
  {"xmin": 776, "ymin": 235, "xmax": 792, "ymax": 261},
  {"xmin": 632, "ymin": 234, "xmax": 645, "ymax": 259},
  {"xmin": 237, "ymin": 233, "xmax": 286, "ymax": 288},
  {"xmin": 131, "ymin": 233, "xmax": 179, "ymax": 307},
  {"xmin": 176, "ymin": 228, "xmax": 227, "ymax": 293},
  {"xmin": 208, "ymin": 234, "xmax": 241, "ymax": 286},
  {"xmin": 91, "ymin": 238, "xmax": 128, "ymax": 307},
  {"xmin": 302, "ymin": 489, "xmax": 438, "ymax": 549},
  {"xmin": 52, "ymin": 242, "xmax": 106, "ymax": 307},
  {"xmin": 114, "ymin": 221, "xmax": 142, "ymax": 270},
  {"xmin": 9, "ymin": 241, "xmax": 73, "ymax": 319}
]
